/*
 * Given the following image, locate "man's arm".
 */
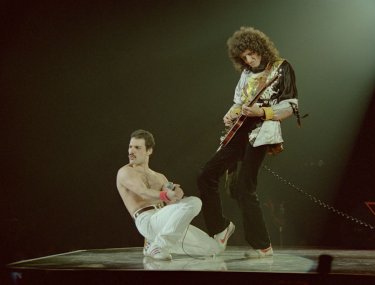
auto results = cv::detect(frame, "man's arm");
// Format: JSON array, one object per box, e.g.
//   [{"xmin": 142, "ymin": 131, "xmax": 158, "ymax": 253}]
[
  {"xmin": 117, "ymin": 167, "xmax": 160, "ymax": 199},
  {"xmin": 259, "ymin": 60, "xmax": 299, "ymax": 121},
  {"xmin": 117, "ymin": 168, "xmax": 181, "ymax": 202},
  {"xmin": 157, "ymin": 174, "xmax": 184, "ymax": 203}
]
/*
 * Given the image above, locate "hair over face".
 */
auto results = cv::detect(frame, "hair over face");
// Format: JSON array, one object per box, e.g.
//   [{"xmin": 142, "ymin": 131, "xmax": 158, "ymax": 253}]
[{"xmin": 227, "ymin": 26, "xmax": 280, "ymax": 72}]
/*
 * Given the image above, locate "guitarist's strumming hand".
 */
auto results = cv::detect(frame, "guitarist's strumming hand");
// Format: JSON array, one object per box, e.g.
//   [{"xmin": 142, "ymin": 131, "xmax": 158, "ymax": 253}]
[
  {"xmin": 223, "ymin": 114, "xmax": 238, "ymax": 127},
  {"xmin": 241, "ymin": 104, "xmax": 265, "ymax": 118}
]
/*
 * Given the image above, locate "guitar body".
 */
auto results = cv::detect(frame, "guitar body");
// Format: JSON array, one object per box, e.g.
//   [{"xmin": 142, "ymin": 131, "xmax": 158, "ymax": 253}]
[{"xmin": 218, "ymin": 115, "xmax": 248, "ymax": 151}]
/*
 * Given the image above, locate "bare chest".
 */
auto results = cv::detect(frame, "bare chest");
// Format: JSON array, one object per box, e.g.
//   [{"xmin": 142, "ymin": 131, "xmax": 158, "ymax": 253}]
[{"xmin": 140, "ymin": 171, "xmax": 163, "ymax": 190}]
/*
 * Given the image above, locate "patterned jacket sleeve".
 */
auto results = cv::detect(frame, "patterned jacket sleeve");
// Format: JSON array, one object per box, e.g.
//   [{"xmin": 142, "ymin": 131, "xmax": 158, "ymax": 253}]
[
  {"xmin": 224, "ymin": 71, "xmax": 248, "ymax": 119},
  {"xmin": 265, "ymin": 60, "xmax": 298, "ymax": 121}
]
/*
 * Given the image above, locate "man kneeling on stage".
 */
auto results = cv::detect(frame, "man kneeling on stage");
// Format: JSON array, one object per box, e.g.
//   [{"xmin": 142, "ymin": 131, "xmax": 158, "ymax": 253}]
[{"xmin": 116, "ymin": 129, "xmax": 232, "ymax": 260}]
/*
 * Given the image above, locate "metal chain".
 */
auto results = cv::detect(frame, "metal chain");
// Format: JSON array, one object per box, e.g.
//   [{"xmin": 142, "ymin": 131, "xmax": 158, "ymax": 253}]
[{"xmin": 262, "ymin": 164, "xmax": 375, "ymax": 231}]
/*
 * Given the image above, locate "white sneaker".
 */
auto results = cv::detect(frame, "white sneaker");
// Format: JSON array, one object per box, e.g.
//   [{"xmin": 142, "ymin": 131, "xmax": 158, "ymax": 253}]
[
  {"xmin": 244, "ymin": 246, "xmax": 273, "ymax": 258},
  {"xmin": 214, "ymin": 222, "xmax": 235, "ymax": 252},
  {"xmin": 143, "ymin": 240, "xmax": 172, "ymax": 261},
  {"xmin": 143, "ymin": 239, "xmax": 150, "ymax": 255}
]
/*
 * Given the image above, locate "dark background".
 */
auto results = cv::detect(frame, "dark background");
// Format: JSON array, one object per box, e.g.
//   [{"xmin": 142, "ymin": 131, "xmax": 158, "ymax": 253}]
[{"xmin": 1, "ymin": 0, "xmax": 375, "ymax": 266}]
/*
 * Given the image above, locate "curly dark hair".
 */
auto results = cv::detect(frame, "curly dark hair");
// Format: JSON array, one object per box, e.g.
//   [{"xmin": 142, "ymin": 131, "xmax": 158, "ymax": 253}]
[
  {"xmin": 130, "ymin": 129, "xmax": 155, "ymax": 151},
  {"xmin": 227, "ymin": 26, "xmax": 280, "ymax": 72}
]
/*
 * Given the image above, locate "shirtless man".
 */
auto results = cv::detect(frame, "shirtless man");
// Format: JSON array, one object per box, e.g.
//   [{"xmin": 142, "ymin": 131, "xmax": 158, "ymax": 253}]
[{"xmin": 117, "ymin": 129, "xmax": 221, "ymax": 260}]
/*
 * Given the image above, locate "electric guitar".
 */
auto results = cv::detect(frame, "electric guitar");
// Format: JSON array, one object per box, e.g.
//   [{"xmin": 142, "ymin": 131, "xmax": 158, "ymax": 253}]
[{"xmin": 218, "ymin": 74, "xmax": 280, "ymax": 151}]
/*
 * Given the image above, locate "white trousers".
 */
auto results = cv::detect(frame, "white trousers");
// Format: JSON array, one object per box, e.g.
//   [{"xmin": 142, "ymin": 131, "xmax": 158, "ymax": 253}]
[{"xmin": 135, "ymin": 196, "xmax": 220, "ymax": 256}]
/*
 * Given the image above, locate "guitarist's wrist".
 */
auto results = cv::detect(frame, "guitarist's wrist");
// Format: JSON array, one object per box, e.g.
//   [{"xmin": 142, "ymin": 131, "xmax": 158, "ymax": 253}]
[
  {"xmin": 260, "ymin": 108, "xmax": 266, "ymax": 118},
  {"xmin": 261, "ymin": 107, "xmax": 274, "ymax": 120}
]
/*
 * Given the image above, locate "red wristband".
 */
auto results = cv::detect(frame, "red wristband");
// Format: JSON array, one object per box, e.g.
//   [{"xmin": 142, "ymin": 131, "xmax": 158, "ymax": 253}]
[{"xmin": 159, "ymin": 190, "xmax": 170, "ymax": 202}]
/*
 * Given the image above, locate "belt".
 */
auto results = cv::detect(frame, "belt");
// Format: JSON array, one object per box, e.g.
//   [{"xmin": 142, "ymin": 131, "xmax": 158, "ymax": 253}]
[{"xmin": 133, "ymin": 203, "xmax": 164, "ymax": 220}]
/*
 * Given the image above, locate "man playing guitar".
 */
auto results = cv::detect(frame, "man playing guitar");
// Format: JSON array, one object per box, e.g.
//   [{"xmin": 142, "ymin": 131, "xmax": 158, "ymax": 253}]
[{"xmin": 197, "ymin": 26, "xmax": 299, "ymax": 258}]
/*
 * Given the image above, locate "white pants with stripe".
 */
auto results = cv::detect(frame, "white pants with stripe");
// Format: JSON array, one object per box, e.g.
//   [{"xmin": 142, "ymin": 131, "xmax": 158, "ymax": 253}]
[{"xmin": 134, "ymin": 196, "xmax": 220, "ymax": 256}]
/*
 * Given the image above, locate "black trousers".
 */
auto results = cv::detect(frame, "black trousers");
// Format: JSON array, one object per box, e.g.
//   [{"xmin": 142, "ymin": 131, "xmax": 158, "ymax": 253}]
[{"xmin": 197, "ymin": 119, "xmax": 271, "ymax": 249}]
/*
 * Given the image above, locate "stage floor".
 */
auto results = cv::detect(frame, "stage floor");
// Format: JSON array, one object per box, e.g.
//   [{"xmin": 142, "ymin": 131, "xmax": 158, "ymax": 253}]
[{"xmin": 6, "ymin": 246, "xmax": 375, "ymax": 284}]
